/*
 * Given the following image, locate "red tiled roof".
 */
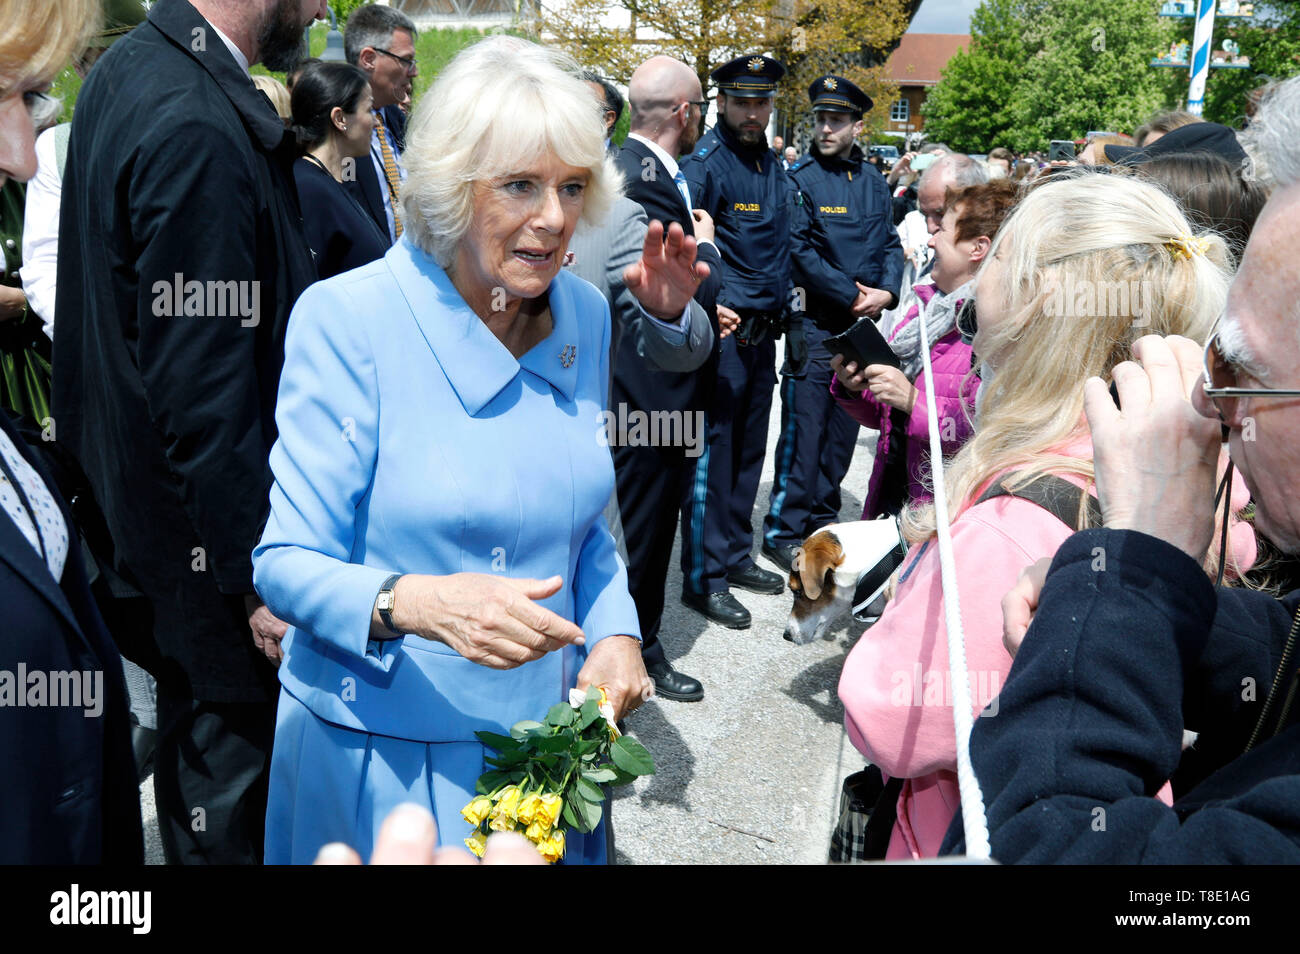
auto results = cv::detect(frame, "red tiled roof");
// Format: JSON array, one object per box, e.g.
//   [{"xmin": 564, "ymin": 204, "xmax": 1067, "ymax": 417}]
[{"xmin": 885, "ymin": 33, "xmax": 970, "ymax": 87}]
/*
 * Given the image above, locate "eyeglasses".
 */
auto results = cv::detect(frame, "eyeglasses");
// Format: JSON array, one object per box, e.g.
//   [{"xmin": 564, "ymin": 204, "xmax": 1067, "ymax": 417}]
[
  {"xmin": 373, "ymin": 48, "xmax": 418, "ymax": 75},
  {"xmin": 678, "ymin": 100, "xmax": 708, "ymax": 113},
  {"xmin": 1202, "ymin": 326, "xmax": 1300, "ymax": 422}
]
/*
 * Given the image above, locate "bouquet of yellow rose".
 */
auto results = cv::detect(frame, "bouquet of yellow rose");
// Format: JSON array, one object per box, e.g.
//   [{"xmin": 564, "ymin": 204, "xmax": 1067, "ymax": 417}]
[{"xmin": 461, "ymin": 687, "xmax": 654, "ymax": 863}]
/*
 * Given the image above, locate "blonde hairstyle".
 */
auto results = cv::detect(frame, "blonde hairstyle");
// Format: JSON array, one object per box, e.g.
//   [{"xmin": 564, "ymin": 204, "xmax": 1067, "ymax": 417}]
[
  {"xmin": 252, "ymin": 75, "xmax": 292, "ymax": 123},
  {"xmin": 1084, "ymin": 133, "xmax": 1132, "ymax": 165},
  {"xmin": 903, "ymin": 171, "xmax": 1231, "ymax": 543},
  {"xmin": 401, "ymin": 35, "xmax": 620, "ymax": 268},
  {"xmin": 0, "ymin": 0, "xmax": 100, "ymax": 95}
]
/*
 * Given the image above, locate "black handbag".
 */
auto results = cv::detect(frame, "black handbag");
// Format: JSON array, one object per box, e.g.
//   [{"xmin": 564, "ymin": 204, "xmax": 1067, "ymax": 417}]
[{"xmin": 829, "ymin": 765, "xmax": 903, "ymax": 862}]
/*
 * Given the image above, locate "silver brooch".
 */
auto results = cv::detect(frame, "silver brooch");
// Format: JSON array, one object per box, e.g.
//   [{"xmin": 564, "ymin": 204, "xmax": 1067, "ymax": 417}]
[{"xmin": 559, "ymin": 345, "xmax": 576, "ymax": 368}]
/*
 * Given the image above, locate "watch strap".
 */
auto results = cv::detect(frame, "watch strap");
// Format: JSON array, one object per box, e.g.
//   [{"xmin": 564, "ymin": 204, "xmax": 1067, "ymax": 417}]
[{"xmin": 377, "ymin": 573, "xmax": 402, "ymax": 636}]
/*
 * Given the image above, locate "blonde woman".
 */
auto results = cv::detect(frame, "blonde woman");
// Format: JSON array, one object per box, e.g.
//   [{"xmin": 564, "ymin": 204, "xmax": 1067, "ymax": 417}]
[{"xmin": 837, "ymin": 171, "xmax": 1256, "ymax": 859}]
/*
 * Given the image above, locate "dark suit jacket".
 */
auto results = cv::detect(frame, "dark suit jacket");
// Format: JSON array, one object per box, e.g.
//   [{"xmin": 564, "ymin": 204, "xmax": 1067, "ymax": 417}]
[
  {"xmin": 343, "ymin": 104, "xmax": 405, "ymax": 245},
  {"xmin": 615, "ymin": 138, "xmax": 724, "ymax": 416},
  {"xmin": 0, "ymin": 410, "xmax": 143, "ymax": 864},
  {"xmin": 295, "ymin": 158, "xmax": 390, "ymax": 280},
  {"xmin": 53, "ymin": 0, "xmax": 315, "ymax": 701}
]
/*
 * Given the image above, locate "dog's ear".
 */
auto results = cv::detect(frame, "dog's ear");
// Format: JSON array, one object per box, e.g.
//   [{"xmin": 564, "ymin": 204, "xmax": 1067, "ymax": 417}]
[{"xmin": 796, "ymin": 533, "xmax": 844, "ymax": 601}]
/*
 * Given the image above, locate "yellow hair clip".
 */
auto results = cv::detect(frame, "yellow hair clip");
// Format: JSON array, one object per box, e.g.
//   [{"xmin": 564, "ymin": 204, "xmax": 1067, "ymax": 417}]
[{"xmin": 1166, "ymin": 233, "xmax": 1211, "ymax": 260}]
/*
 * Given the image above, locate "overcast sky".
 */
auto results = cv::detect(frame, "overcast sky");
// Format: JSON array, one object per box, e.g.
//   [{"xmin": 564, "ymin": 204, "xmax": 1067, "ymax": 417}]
[{"xmin": 907, "ymin": 0, "xmax": 983, "ymax": 33}]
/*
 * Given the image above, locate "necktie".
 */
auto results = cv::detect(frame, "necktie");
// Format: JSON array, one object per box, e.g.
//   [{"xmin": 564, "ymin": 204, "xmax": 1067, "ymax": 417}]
[
  {"xmin": 374, "ymin": 114, "xmax": 403, "ymax": 239},
  {"xmin": 673, "ymin": 170, "xmax": 691, "ymax": 211}
]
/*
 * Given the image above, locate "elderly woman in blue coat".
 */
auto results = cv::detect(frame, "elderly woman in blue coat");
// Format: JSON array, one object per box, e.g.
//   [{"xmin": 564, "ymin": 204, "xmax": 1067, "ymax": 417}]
[{"xmin": 253, "ymin": 36, "xmax": 707, "ymax": 864}]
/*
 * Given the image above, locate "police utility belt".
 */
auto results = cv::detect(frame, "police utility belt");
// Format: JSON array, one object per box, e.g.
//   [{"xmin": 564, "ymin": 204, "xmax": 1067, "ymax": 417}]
[{"xmin": 734, "ymin": 309, "xmax": 789, "ymax": 348}]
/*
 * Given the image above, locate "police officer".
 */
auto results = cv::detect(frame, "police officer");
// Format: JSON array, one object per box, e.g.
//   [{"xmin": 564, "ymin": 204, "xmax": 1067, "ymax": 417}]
[
  {"xmin": 679, "ymin": 54, "xmax": 793, "ymax": 628},
  {"xmin": 762, "ymin": 76, "xmax": 903, "ymax": 570}
]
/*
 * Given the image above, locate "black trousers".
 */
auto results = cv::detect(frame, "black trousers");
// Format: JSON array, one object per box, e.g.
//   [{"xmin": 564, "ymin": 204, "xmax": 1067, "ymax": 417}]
[
  {"xmin": 612, "ymin": 439, "xmax": 696, "ymax": 667},
  {"xmin": 763, "ymin": 325, "xmax": 860, "ymax": 547},
  {"xmin": 153, "ymin": 684, "xmax": 276, "ymax": 865}
]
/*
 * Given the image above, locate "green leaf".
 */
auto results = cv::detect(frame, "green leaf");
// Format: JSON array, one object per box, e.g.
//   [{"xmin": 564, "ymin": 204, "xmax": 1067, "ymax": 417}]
[
  {"xmin": 575, "ymin": 775, "xmax": 604, "ymax": 802},
  {"xmin": 610, "ymin": 735, "xmax": 655, "ymax": 776},
  {"xmin": 578, "ymin": 697, "xmax": 604, "ymax": 730},
  {"xmin": 562, "ymin": 798, "xmax": 579, "ymax": 829},
  {"xmin": 545, "ymin": 702, "xmax": 577, "ymax": 727},
  {"xmin": 509, "ymin": 720, "xmax": 545, "ymax": 740},
  {"xmin": 566, "ymin": 790, "xmax": 602, "ymax": 833},
  {"xmin": 583, "ymin": 767, "xmax": 617, "ymax": 784},
  {"xmin": 475, "ymin": 770, "xmax": 513, "ymax": 795},
  {"xmin": 475, "ymin": 731, "xmax": 519, "ymax": 753},
  {"xmin": 534, "ymin": 733, "xmax": 574, "ymax": 754}
]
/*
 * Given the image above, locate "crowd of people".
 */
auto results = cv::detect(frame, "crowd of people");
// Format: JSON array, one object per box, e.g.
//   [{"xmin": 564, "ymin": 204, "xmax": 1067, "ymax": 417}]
[{"xmin": 1, "ymin": 0, "xmax": 1298, "ymax": 866}]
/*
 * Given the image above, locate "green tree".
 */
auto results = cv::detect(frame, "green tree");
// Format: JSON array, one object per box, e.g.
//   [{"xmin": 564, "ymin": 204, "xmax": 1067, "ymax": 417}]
[
  {"xmin": 1008, "ymin": 0, "xmax": 1179, "ymax": 150},
  {"xmin": 1202, "ymin": 3, "xmax": 1300, "ymax": 126},
  {"xmin": 924, "ymin": 0, "xmax": 1182, "ymax": 153},
  {"xmin": 541, "ymin": 0, "xmax": 912, "ymax": 139},
  {"xmin": 920, "ymin": 0, "xmax": 1040, "ymax": 152}
]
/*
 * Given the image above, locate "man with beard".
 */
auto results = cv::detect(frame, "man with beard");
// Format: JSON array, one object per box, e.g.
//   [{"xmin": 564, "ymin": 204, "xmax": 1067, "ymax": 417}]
[
  {"xmin": 678, "ymin": 54, "xmax": 793, "ymax": 628},
  {"xmin": 762, "ymin": 76, "xmax": 902, "ymax": 571},
  {"xmin": 54, "ymin": 0, "xmax": 325, "ymax": 863},
  {"xmin": 343, "ymin": 4, "xmax": 418, "ymax": 245}
]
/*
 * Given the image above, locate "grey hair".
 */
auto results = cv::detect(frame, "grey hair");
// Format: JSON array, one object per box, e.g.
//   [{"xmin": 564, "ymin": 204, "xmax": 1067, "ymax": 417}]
[
  {"xmin": 400, "ymin": 36, "xmax": 621, "ymax": 268},
  {"xmin": 343, "ymin": 4, "xmax": 418, "ymax": 66},
  {"xmin": 1241, "ymin": 75, "xmax": 1300, "ymax": 191},
  {"xmin": 921, "ymin": 152, "xmax": 990, "ymax": 191},
  {"xmin": 1216, "ymin": 311, "xmax": 1271, "ymax": 380}
]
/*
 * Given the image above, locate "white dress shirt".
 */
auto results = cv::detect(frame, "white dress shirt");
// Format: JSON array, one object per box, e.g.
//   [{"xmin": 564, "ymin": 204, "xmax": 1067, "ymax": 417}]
[{"xmin": 22, "ymin": 127, "xmax": 61, "ymax": 340}]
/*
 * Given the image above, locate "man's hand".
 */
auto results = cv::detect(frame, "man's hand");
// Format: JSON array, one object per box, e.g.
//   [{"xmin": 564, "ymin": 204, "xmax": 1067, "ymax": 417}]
[
  {"xmin": 625, "ymin": 220, "xmax": 710, "ymax": 322},
  {"xmin": 851, "ymin": 282, "xmax": 892, "ymax": 319},
  {"xmin": 245, "ymin": 594, "xmax": 288, "ymax": 666},
  {"xmin": 1083, "ymin": 335, "xmax": 1221, "ymax": 561},
  {"xmin": 716, "ymin": 303, "xmax": 741, "ymax": 340},
  {"xmin": 691, "ymin": 208, "xmax": 715, "ymax": 244},
  {"xmin": 575, "ymin": 634, "xmax": 653, "ymax": 723},
  {"xmin": 864, "ymin": 363, "xmax": 917, "ymax": 412},
  {"xmin": 1002, "ymin": 559, "xmax": 1051, "ymax": 659},
  {"xmin": 0, "ymin": 285, "xmax": 26, "ymax": 321}
]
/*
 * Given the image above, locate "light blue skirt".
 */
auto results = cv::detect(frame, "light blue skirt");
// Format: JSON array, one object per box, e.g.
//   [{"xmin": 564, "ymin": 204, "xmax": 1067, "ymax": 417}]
[{"xmin": 264, "ymin": 688, "xmax": 607, "ymax": 864}]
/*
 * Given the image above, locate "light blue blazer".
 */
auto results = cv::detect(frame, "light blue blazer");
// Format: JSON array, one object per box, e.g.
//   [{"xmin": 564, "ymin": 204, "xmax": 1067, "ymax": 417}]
[{"xmin": 253, "ymin": 237, "xmax": 642, "ymax": 747}]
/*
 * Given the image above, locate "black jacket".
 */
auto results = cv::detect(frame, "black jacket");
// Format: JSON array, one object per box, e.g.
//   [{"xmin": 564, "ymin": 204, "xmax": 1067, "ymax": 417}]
[
  {"xmin": 679, "ymin": 123, "xmax": 795, "ymax": 315},
  {"xmin": 788, "ymin": 145, "xmax": 904, "ymax": 332},
  {"xmin": 615, "ymin": 138, "xmax": 723, "ymax": 416},
  {"xmin": 0, "ymin": 410, "xmax": 143, "ymax": 864},
  {"xmin": 53, "ymin": 0, "xmax": 316, "ymax": 701},
  {"xmin": 943, "ymin": 528, "xmax": 1300, "ymax": 862},
  {"xmin": 294, "ymin": 158, "xmax": 389, "ymax": 280}
]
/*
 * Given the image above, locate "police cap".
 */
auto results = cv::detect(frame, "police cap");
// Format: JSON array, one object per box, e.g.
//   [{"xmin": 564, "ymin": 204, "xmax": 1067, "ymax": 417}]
[
  {"xmin": 808, "ymin": 75, "xmax": 872, "ymax": 117},
  {"xmin": 711, "ymin": 54, "xmax": 786, "ymax": 98}
]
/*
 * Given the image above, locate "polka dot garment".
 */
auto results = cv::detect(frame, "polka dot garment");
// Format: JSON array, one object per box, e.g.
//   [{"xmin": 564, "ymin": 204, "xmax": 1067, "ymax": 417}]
[{"xmin": 0, "ymin": 429, "xmax": 68, "ymax": 582}]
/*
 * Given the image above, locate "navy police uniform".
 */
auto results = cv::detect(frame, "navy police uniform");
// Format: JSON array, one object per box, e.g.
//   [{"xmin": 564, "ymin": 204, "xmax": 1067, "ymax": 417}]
[
  {"xmin": 763, "ymin": 77, "xmax": 903, "ymax": 555},
  {"xmin": 679, "ymin": 55, "xmax": 794, "ymax": 598}
]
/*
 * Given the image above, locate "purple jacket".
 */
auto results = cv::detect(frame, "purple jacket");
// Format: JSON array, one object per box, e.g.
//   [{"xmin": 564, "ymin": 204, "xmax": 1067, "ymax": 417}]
[{"xmin": 831, "ymin": 284, "xmax": 979, "ymax": 519}]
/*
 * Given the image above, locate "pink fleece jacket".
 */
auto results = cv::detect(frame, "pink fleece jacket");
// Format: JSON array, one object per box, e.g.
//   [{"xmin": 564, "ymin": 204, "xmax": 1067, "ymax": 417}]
[
  {"xmin": 831, "ymin": 285, "xmax": 979, "ymax": 520},
  {"xmin": 837, "ymin": 437, "xmax": 1256, "ymax": 860}
]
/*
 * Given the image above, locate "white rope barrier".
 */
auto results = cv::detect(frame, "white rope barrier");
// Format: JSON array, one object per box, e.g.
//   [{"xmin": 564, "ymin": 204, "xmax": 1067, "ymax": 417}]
[{"xmin": 915, "ymin": 299, "xmax": 992, "ymax": 861}]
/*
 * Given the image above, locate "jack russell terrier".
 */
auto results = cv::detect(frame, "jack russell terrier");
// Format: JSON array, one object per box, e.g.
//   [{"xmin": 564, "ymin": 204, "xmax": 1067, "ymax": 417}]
[{"xmin": 783, "ymin": 518, "xmax": 907, "ymax": 645}]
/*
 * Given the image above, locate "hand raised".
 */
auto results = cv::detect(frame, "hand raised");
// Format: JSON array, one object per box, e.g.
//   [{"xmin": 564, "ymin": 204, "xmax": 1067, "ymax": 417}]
[{"xmin": 624, "ymin": 220, "xmax": 710, "ymax": 322}]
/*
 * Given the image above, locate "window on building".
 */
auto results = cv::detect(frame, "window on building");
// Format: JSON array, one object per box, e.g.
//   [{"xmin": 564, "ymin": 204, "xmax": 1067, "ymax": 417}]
[{"xmin": 890, "ymin": 99, "xmax": 909, "ymax": 123}]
